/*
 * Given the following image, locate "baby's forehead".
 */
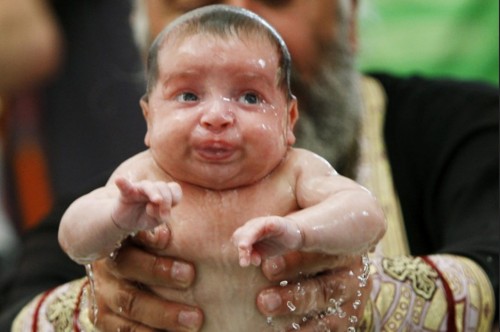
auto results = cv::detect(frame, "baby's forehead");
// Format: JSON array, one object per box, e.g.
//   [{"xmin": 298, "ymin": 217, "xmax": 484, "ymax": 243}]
[
  {"xmin": 159, "ymin": 33, "xmax": 281, "ymax": 78},
  {"xmin": 162, "ymin": 25, "xmax": 277, "ymax": 52},
  {"xmin": 159, "ymin": 30, "xmax": 282, "ymax": 71}
]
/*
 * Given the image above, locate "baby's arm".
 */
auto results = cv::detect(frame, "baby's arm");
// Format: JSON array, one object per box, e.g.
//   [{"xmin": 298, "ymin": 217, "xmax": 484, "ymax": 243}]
[
  {"xmin": 232, "ymin": 149, "xmax": 386, "ymax": 267},
  {"xmin": 58, "ymin": 176, "xmax": 182, "ymax": 265}
]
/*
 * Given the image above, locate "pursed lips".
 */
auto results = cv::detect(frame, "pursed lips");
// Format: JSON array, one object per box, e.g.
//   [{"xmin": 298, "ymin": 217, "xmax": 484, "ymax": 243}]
[{"xmin": 194, "ymin": 140, "xmax": 238, "ymax": 162}]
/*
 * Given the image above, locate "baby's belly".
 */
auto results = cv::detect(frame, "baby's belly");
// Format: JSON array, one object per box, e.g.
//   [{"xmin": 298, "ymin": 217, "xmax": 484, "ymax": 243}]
[
  {"xmin": 152, "ymin": 236, "xmax": 297, "ymax": 331},
  {"xmin": 151, "ymin": 203, "xmax": 299, "ymax": 330},
  {"xmin": 151, "ymin": 261, "xmax": 283, "ymax": 331}
]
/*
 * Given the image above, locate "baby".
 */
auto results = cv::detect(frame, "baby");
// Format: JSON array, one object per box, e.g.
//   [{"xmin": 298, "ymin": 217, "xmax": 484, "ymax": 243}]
[{"xmin": 59, "ymin": 5, "xmax": 386, "ymax": 331}]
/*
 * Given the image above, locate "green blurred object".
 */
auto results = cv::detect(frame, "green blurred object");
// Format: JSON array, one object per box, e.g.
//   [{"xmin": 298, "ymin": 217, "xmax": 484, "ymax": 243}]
[{"xmin": 358, "ymin": 0, "xmax": 499, "ymax": 85}]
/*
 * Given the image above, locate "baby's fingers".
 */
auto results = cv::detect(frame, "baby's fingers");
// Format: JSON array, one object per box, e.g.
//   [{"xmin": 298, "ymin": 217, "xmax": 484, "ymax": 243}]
[
  {"xmin": 232, "ymin": 217, "xmax": 278, "ymax": 246},
  {"xmin": 115, "ymin": 177, "xmax": 182, "ymax": 207},
  {"xmin": 237, "ymin": 246, "xmax": 252, "ymax": 267},
  {"xmin": 115, "ymin": 176, "xmax": 139, "ymax": 199},
  {"xmin": 115, "ymin": 177, "xmax": 158, "ymax": 204},
  {"xmin": 142, "ymin": 182, "xmax": 182, "ymax": 206},
  {"xmin": 237, "ymin": 245, "xmax": 263, "ymax": 267}
]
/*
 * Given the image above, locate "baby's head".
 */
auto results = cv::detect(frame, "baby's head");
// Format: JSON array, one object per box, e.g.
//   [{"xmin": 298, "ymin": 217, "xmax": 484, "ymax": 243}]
[
  {"xmin": 140, "ymin": 5, "xmax": 299, "ymax": 189},
  {"xmin": 145, "ymin": 5, "xmax": 293, "ymax": 102}
]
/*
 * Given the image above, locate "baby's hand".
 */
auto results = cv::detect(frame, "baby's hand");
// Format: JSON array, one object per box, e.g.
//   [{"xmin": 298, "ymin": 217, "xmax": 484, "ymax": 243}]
[
  {"xmin": 111, "ymin": 176, "xmax": 182, "ymax": 232},
  {"xmin": 232, "ymin": 216, "xmax": 303, "ymax": 267}
]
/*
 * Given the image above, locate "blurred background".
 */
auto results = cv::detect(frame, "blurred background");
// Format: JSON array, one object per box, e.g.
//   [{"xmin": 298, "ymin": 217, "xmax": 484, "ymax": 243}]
[{"xmin": 358, "ymin": 0, "xmax": 499, "ymax": 85}]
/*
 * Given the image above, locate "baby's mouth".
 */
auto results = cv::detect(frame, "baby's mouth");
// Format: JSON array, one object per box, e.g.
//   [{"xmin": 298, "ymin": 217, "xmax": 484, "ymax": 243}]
[{"xmin": 195, "ymin": 142, "xmax": 236, "ymax": 161}]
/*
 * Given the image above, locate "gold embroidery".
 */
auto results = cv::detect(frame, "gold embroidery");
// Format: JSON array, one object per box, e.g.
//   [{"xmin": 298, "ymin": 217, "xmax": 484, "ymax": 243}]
[
  {"xmin": 451, "ymin": 255, "xmax": 495, "ymax": 331},
  {"xmin": 45, "ymin": 278, "xmax": 87, "ymax": 331},
  {"xmin": 382, "ymin": 256, "xmax": 438, "ymax": 300},
  {"xmin": 358, "ymin": 76, "xmax": 410, "ymax": 257}
]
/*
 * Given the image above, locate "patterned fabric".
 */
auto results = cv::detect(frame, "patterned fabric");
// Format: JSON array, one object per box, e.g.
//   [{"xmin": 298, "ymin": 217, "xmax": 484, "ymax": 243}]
[
  {"xmin": 363, "ymin": 255, "xmax": 495, "ymax": 331},
  {"xmin": 357, "ymin": 76, "xmax": 409, "ymax": 257},
  {"xmin": 12, "ymin": 278, "xmax": 96, "ymax": 332}
]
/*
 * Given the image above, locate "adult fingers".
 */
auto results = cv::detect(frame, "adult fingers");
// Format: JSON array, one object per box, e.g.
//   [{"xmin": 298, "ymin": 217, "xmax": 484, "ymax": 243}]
[
  {"xmin": 91, "ymin": 261, "xmax": 203, "ymax": 331},
  {"xmin": 100, "ymin": 243, "xmax": 195, "ymax": 289},
  {"xmin": 94, "ymin": 312, "xmax": 159, "ymax": 332},
  {"xmin": 296, "ymin": 273, "xmax": 372, "ymax": 332},
  {"xmin": 261, "ymin": 251, "xmax": 349, "ymax": 282},
  {"xmin": 257, "ymin": 254, "xmax": 371, "ymax": 328},
  {"xmin": 133, "ymin": 225, "xmax": 171, "ymax": 251}
]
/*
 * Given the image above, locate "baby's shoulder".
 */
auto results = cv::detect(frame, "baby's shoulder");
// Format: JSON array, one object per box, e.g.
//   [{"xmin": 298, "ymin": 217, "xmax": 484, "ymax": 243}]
[
  {"xmin": 111, "ymin": 150, "xmax": 164, "ymax": 180},
  {"xmin": 285, "ymin": 148, "xmax": 333, "ymax": 170}
]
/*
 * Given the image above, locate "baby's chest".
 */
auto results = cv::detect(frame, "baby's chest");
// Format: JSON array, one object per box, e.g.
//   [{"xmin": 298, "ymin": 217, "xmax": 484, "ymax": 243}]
[{"xmin": 165, "ymin": 188, "xmax": 297, "ymax": 263}]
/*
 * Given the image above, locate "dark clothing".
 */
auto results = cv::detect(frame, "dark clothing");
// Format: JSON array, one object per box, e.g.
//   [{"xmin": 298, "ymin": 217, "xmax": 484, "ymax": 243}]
[
  {"xmin": 4, "ymin": 0, "xmax": 146, "ymax": 227},
  {"xmin": 373, "ymin": 74, "xmax": 499, "ymax": 291},
  {"xmin": 44, "ymin": 0, "xmax": 146, "ymax": 200},
  {"xmin": 1, "ymin": 74, "xmax": 498, "ymax": 328}
]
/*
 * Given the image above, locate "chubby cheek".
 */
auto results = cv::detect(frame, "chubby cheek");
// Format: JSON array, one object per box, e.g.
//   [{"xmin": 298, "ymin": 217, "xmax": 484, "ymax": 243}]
[
  {"xmin": 148, "ymin": 117, "xmax": 187, "ymax": 155},
  {"xmin": 248, "ymin": 120, "xmax": 289, "ymax": 157}
]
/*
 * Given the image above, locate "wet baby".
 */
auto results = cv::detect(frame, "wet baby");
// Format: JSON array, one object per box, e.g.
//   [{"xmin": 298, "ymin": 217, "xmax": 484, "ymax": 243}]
[{"xmin": 59, "ymin": 5, "xmax": 386, "ymax": 331}]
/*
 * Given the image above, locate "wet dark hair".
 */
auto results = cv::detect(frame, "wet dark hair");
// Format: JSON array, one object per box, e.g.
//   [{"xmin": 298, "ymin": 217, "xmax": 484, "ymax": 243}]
[{"xmin": 145, "ymin": 5, "xmax": 293, "ymax": 100}]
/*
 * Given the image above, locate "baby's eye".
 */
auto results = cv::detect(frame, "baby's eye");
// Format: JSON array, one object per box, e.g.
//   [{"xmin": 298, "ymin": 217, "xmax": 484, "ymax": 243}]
[
  {"xmin": 176, "ymin": 92, "xmax": 199, "ymax": 102},
  {"xmin": 238, "ymin": 92, "xmax": 261, "ymax": 105}
]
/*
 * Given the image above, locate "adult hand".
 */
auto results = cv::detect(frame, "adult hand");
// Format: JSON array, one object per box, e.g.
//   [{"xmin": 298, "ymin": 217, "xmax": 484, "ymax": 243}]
[
  {"xmin": 257, "ymin": 253, "xmax": 371, "ymax": 331},
  {"xmin": 89, "ymin": 227, "xmax": 204, "ymax": 332},
  {"xmin": 89, "ymin": 226, "xmax": 370, "ymax": 331}
]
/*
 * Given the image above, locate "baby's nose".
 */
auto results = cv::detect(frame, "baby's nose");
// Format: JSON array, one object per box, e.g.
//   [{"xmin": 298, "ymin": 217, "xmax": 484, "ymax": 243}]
[{"xmin": 200, "ymin": 100, "xmax": 235, "ymax": 131}]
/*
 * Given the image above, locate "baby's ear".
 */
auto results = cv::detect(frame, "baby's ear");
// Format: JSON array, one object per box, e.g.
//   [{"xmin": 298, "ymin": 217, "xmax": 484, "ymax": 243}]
[
  {"xmin": 286, "ymin": 96, "xmax": 299, "ymax": 146},
  {"xmin": 140, "ymin": 95, "xmax": 151, "ymax": 147}
]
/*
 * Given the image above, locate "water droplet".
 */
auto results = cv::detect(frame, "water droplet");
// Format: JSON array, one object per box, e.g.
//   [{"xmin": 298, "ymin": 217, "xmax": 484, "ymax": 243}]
[
  {"xmin": 266, "ymin": 316, "xmax": 273, "ymax": 325},
  {"xmin": 292, "ymin": 322, "xmax": 300, "ymax": 330},
  {"xmin": 287, "ymin": 301, "xmax": 296, "ymax": 312},
  {"xmin": 349, "ymin": 315, "xmax": 358, "ymax": 324},
  {"xmin": 85, "ymin": 264, "xmax": 99, "ymax": 325},
  {"xmin": 280, "ymin": 280, "xmax": 288, "ymax": 287},
  {"xmin": 109, "ymin": 250, "xmax": 118, "ymax": 260}
]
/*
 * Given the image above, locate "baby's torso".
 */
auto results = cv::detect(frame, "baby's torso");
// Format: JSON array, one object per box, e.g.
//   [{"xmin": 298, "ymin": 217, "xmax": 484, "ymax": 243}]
[{"xmin": 152, "ymin": 174, "xmax": 299, "ymax": 330}]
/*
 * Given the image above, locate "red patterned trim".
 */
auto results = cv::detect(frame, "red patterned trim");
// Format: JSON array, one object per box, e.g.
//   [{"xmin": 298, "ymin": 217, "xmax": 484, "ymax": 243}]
[
  {"xmin": 420, "ymin": 255, "xmax": 457, "ymax": 332},
  {"xmin": 31, "ymin": 288, "xmax": 55, "ymax": 332},
  {"xmin": 73, "ymin": 279, "xmax": 90, "ymax": 332}
]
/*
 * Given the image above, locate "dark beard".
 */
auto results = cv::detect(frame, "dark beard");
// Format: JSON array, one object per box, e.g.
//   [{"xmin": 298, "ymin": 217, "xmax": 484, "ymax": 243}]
[{"xmin": 290, "ymin": 38, "xmax": 362, "ymax": 178}]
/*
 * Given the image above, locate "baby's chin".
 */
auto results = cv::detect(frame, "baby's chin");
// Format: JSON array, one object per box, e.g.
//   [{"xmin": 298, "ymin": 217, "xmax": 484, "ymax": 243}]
[{"xmin": 171, "ymin": 167, "xmax": 266, "ymax": 191}]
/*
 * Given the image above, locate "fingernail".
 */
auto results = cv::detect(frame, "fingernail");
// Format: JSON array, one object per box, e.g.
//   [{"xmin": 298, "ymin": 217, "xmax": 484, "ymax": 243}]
[
  {"xmin": 146, "ymin": 228, "xmax": 157, "ymax": 241},
  {"xmin": 178, "ymin": 310, "xmax": 201, "ymax": 328},
  {"xmin": 266, "ymin": 256, "xmax": 285, "ymax": 276},
  {"xmin": 171, "ymin": 261, "xmax": 192, "ymax": 285},
  {"xmin": 260, "ymin": 292, "xmax": 282, "ymax": 312}
]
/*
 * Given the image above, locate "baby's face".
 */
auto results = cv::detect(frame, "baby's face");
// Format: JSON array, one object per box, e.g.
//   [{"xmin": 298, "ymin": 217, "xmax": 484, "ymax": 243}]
[{"xmin": 142, "ymin": 33, "xmax": 297, "ymax": 190}]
